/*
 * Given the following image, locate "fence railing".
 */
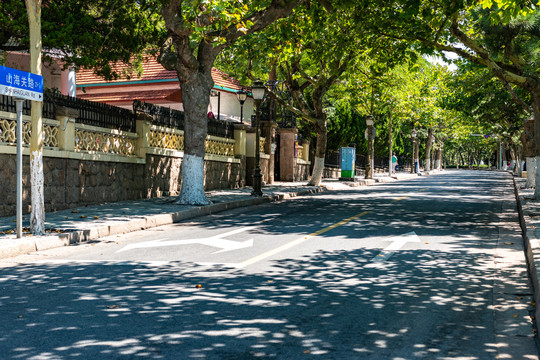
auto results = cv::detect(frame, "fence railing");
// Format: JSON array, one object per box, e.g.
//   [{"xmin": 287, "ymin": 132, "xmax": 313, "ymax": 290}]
[
  {"xmin": 134, "ymin": 100, "xmax": 234, "ymax": 139},
  {"xmin": 48, "ymin": 92, "xmax": 136, "ymax": 132},
  {"xmin": 0, "ymin": 94, "xmax": 235, "ymax": 139},
  {"xmin": 0, "ymin": 94, "xmax": 55, "ymax": 119},
  {"xmin": 133, "ymin": 100, "xmax": 184, "ymax": 130},
  {"xmin": 325, "ymin": 150, "xmax": 390, "ymax": 171}
]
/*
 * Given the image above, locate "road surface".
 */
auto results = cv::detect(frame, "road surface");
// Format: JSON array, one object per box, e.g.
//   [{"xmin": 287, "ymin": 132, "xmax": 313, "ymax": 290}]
[{"xmin": 0, "ymin": 170, "xmax": 537, "ymax": 359}]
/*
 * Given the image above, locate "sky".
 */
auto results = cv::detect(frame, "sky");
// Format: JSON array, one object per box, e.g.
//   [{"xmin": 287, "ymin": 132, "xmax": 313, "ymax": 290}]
[{"xmin": 425, "ymin": 51, "xmax": 460, "ymax": 72}]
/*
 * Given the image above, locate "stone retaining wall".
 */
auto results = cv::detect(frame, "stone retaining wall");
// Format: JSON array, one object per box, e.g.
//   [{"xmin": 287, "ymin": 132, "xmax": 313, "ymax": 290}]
[
  {"xmin": 0, "ymin": 153, "xmax": 243, "ymax": 217},
  {"xmin": 323, "ymin": 167, "xmax": 341, "ymax": 179}
]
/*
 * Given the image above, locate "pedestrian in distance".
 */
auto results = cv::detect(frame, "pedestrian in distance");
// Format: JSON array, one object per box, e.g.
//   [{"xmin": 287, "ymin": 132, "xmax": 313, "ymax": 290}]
[{"xmin": 392, "ymin": 153, "xmax": 398, "ymax": 173}]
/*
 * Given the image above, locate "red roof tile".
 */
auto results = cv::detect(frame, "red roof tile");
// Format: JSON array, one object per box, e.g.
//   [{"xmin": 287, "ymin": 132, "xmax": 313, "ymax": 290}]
[
  {"xmin": 77, "ymin": 56, "xmax": 244, "ymax": 92},
  {"xmin": 79, "ymin": 89, "xmax": 177, "ymax": 103}
]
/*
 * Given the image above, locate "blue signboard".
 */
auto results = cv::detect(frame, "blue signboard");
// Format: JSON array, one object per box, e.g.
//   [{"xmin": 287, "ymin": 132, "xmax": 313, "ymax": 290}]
[
  {"xmin": 0, "ymin": 65, "xmax": 44, "ymax": 102},
  {"xmin": 341, "ymin": 147, "xmax": 356, "ymax": 178}
]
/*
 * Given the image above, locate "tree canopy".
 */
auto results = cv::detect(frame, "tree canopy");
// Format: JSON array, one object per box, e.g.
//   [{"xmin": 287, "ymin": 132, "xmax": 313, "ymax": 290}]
[{"xmin": 4, "ymin": 0, "xmax": 540, "ymax": 186}]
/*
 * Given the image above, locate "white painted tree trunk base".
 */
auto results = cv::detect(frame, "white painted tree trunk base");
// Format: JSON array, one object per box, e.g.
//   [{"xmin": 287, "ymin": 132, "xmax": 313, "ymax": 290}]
[
  {"xmin": 514, "ymin": 158, "xmax": 522, "ymax": 177},
  {"xmin": 435, "ymin": 160, "xmax": 441, "ymax": 170},
  {"xmin": 308, "ymin": 157, "xmax": 325, "ymax": 186},
  {"xmin": 30, "ymin": 150, "xmax": 45, "ymax": 235},
  {"xmin": 526, "ymin": 157, "xmax": 536, "ymax": 189},
  {"xmin": 176, "ymin": 154, "xmax": 211, "ymax": 205}
]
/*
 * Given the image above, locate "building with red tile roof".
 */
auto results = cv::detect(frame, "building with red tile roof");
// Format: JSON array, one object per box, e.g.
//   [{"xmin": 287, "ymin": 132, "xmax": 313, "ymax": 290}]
[{"xmin": 76, "ymin": 56, "xmax": 254, "ymax": 123}]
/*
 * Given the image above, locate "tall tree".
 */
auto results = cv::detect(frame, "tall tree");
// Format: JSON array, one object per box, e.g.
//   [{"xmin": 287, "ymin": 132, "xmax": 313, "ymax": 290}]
[
  {"xmin": 24, "ymin": 0, "xmax": 45, "ymax": 235},
  {"xmin": 220, "ymin": 0, "xmax": 412, "ymax": 185},
  {"xmin": 157, "ymin": 0, "xmax": 300, "ymax": 203}
]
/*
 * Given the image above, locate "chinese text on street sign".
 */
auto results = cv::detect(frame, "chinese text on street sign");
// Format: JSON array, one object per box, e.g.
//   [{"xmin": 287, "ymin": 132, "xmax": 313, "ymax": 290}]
[{"xmin": 0, "ymin": 65, "xmax": 43, "ymax": 102}]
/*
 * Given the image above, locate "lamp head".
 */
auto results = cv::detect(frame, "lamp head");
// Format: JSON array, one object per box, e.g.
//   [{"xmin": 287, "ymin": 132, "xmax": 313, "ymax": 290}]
[
  {"xmin": 236, "ymin": 89, "xmax": 248, "ymax": 104},
  {"xmin": 365, "ymin": 115, "xmax": 374, "ymax": 127},
  {"xmin": 251, "ymin": 80, "xmax": 266, "ymax": 100}
]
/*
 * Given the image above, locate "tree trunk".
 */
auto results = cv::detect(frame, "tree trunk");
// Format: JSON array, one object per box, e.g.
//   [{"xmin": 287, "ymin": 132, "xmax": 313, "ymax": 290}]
[
  {"xmin": 25, "ymin": 0, "xmax": 45, "ymax": 235},
  {"xmin": 510, "ymin": 146, "xmax": 516, "ymax": 172},
  {"xmin": 531, "ymin": 87, "xmax": 540, "ymax": 198},
  {"xmin": 410, "ymin": 140, "xmax": 415, "ymax": 174},
  {"xmin": 174, "ymin": 70, "xmax": 213, "ymax": 205},
  {"xmin": 516, "ymin": 145, "xmax": 523, "ymax": 177},
  {"xmin": 425, "ymin": 127, "xmax": 433, "ymax": 171},
  {"xmin": 388, "ymin": 112, "xmax": 393, "ymax": 177},
  {"xmin": 502, "ymin": 142, "xmax": 508, "ymax": 169},
  {"xmin": 526, "ymin": 157, "xmax": 536, "ymax": 188},
  {"xmin": 435, "ymin": 144, "xmax": 442, "ymax": 170},
  {"xmin": 415, "ymin": 141, "xmax": 420, "ymax": 172},
  {"xmin": 306, "ymin": 86, "xmax": 328, "ymax": 186},
  {"xmin": 522, "ymin": 117, "xmax": 535, "ymax": 188},
  {"xmin": 308, "ymin": 118, "xmax": 327, "ymax": 186}
]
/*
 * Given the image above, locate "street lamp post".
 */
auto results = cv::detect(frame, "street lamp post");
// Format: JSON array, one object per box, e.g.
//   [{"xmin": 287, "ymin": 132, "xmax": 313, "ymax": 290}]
[
  {"xmin": 411, "ymin": 129, "xmax": 417, "ymax": 174},
  {"xmin": 365, "ymin": 115, "xmax": 375, "ymax": 179},
  {"xmin": 251, "ymin": 80, "xmax": 266, "ymax": 197},
  {"xmin": 236, "ymin": 88, "xmax": 248, "ymax": 124}
]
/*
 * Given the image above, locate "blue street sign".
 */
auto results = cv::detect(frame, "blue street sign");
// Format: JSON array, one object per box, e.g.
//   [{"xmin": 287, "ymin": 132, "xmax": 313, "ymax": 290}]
[{"xmin": 0, "ymin": 65, "xmax": 43, "ymax": 102}]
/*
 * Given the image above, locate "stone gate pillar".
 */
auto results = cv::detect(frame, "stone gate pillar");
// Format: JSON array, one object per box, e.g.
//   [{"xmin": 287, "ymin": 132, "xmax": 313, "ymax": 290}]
[
  {"xmin": 261, "ymin": 121, "xmax": 277, "ymax": 184},
  {"xmin": 55, "ymin": 106, "xmax": 79, "ymax": 151},
  {"xmin": 279, "ymin": 128, "xmax": 298, "ymax": 182},
  {"xmin": 234, "ymin": 124, "xmax": 249, "ymax": 188}
]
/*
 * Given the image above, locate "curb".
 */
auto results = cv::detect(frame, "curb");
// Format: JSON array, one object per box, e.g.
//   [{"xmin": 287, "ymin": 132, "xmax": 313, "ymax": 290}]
[
  {"xmin": 0, "ymin": 187, "xmax": 327, "ymax": 260},
  {"xmin": 512, "ymin": 176, "xmax": 540, "ymax": 322}
]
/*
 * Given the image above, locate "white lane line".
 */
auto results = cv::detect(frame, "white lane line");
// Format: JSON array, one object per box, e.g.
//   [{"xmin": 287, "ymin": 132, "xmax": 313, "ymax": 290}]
[
  {"xmin": 116, "ymin": 227, "xmax": 256, "ymax": 254},
  {"xmin": 235, "ymin": 211, "xmax": 370, "ymax": 268},
  {"xmin": 368, "ymin": 231, "xmax": 421, "ymax": 264}
]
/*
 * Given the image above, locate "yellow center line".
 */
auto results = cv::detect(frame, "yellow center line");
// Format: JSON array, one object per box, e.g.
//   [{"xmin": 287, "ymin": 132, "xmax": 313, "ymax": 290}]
[
  {"xmin": 238, "ymin": 187, "xmax": 432, "ymax": 268},
  {"xmin": 238, "ymin": 211, "xmax": 369, "ymax": 268}
]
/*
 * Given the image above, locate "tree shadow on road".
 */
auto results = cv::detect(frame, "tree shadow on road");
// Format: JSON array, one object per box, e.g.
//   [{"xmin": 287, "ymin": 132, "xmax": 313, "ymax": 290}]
[{"xmin": 0, "ymin": 241, "xmax": 533, "ymax": 359}]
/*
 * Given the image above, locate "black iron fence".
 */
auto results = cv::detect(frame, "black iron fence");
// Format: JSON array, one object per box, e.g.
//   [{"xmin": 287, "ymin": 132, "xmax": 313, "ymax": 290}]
[
  {"xmin": 0, "ymin": 92, "xmax": 135, "ymax": 132},
  {"xmin": 48, "ymin": 92, "xmax": 136, "ymax": 132},
  {"xmin": 325, "ymin": 150, "xmax": 389, "ymax": 171},
  {"xmin": 0, "ymin": 94, "xmax": 55, "ymax": 119},
  {"xmin": 0, "ymin": 94, "xmax": 235, "ymax": 139},
  {"xmin": 133, "ymin": 100, "xmax": 184, "ymax": 130},
  {"xmin": 133, "ymin": 100, "xmax": 234, "ymax": 139},
  {"xmin": 208, "ymin": 116, "xmax": 234, "ymax": 139}
]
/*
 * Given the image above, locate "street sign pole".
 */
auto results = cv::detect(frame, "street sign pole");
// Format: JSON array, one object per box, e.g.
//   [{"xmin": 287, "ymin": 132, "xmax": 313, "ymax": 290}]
[{"xmin": 15, "ymin": 99, "xmax": 23, "ymax": 238}]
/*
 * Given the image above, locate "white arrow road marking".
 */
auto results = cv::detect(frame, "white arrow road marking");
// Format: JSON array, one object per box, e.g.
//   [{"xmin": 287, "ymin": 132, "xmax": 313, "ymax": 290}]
[
  {"xmin": 369, "ymin": 231, "xmax": 421, "ymax": 264},
  {"xmin": 116, "ymin": 227, "xmax": 255, "ymax": 254}
]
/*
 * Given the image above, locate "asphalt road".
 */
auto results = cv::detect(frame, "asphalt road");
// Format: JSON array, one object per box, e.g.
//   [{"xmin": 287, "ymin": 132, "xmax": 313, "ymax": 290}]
[{"xmin": 0, "ymin": 170, "xmax": 537, "ymax": 359}]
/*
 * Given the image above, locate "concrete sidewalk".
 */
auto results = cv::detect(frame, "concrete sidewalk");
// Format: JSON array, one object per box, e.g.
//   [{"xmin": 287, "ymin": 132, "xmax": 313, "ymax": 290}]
[{"xmin": 0, "ymin": 172, "xmax": 420, "ymax": 260}]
